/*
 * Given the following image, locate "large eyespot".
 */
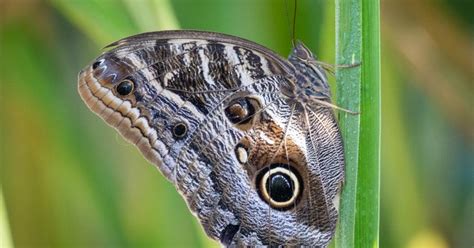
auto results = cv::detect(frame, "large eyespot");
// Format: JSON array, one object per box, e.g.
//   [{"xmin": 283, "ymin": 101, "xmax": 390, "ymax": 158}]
[
  {"xmin": 116, "ymin": 79, "xmax": 135, "ymax": 96},
  {"xmin": 224, "ymin": 97, "xmax": 256, "ymax": 125},
  {"xmin": 256, "ymin": 164, "xmax": 302, "ymax": 209},
  {"xmin": 172, "ymin": 122, "xmax": 187, "ymax": 139}
]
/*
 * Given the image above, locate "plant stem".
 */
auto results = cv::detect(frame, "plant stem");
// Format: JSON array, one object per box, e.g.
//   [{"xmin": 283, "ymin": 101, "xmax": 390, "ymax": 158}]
[
  {"xmin": 356, "ymin": 0, "xmax": 381, "ymax": 247},
  {"xmin": 335, "ymin": 0, "xmax": 380, "ymax": 247},
  {"xmin": 334, "ymin": 0, "xmax": 362, "ymax": 247}
]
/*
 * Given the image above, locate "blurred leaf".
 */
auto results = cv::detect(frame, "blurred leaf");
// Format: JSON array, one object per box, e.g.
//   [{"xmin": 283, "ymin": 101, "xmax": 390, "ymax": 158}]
[
  {"xmin": 379, "ymin": 50, "xmax": 428, "ymax": 247},
  {"xmin": 382, "ymin": 0, "xmax": 474, "ymax": 142},
  {"xmin": 151, "ymin": 0, "xmax": 180, "ymax": 30},
  {"xmin": 122, "ymin": 0, "xmax": 159, "ymax": 32},
  {"xmin": 406, "ymin": 230, "xmax": 449, "ymax": 248},
  {"xmin": 49, "ymin": 0, "xmax": 139, "ymax": 45},
  {"xmin": 0, "ymin": 188, "xmax": 13, "ymax": 248},
  {"xmin": 122, "ymin": 0, "xmax": 179, "ymax": 31},
  {"xmin": 1, "ymin": 20, "xmax": 129, "ymax": 247}
]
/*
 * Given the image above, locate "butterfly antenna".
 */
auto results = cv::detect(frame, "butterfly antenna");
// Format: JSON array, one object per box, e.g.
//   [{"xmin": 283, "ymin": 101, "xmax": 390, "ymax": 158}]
[
  {"xmin": 292, "ymin": 0, "xmax": 297, "ymax": 47},
  {"xmin": 284, "ymin": 0, "xmax": 293, "ymax": 47},
  {"xmin": 284, "ymin": 0, "xmax": 298, "ymax": 48}
]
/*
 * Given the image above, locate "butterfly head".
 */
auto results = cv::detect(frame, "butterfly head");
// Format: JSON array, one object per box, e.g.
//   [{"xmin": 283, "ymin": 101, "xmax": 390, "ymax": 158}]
[
  {"xmin": 77, "ymin": 51, "xmax": 149, "ymax": 121},
  {"xmin": 289, "ymin": 41, "xmax": 318, "ymax": 62},
  {"xmin": 78, "ymin": 50, "xmax": 183, "ymax": 178},
  {"xmin": 284, "ymin": 41, "xmax": 332, "ymax": 108}
]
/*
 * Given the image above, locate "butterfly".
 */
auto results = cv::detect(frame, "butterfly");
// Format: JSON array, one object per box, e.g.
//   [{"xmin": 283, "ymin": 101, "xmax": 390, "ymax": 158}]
[{"xmin": 78, "ymin": 30, "xmax": 346, "ymax": 247}]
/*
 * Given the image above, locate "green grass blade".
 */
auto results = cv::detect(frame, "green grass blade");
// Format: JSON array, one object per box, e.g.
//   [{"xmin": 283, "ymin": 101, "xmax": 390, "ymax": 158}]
[
  {"xmin": 335, "ymin": 0, "xmax": 381, "ymax": 247},
  {"xmin": 356, "ymin": 0, "xmax": 381, "ymax": 247},
  {"xmin": 122, "ymin": 0, "xmax": 179, "ymax": 32},
  {"xmin": 334, "ymin": 0, "xmax": 362, "ymax": 247},
  {"xmin": 121, "ymin": 0, "xmax": 160, "ymax": 32},
  {"xmin": 151, "ymin": 0, "xmax": 180, "ymax": 30},
  {"xmin": 49, "ymin": 0, "xmax": 139, "ymax": 45}
]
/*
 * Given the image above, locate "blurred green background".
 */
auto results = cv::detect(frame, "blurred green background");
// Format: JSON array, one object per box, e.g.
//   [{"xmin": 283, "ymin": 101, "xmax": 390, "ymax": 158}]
[{"xmin": 0, "ymin": 0, "xmax": 472, "ymax": 247}]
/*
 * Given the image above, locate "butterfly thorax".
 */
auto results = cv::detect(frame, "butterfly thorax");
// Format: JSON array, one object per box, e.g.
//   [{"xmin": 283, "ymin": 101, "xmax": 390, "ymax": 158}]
[{"xmin": 283, "ymin": 41, "xmax": 332, "ymax": 109}]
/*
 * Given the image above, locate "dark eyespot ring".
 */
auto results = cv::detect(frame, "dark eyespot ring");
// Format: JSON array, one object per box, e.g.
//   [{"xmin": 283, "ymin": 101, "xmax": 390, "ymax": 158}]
[
  {"xmin": 225, "ymin": 97, "xmax": 256, "ymax": 124},
  {"xmin": 173, "ymin": 122, "xmax": 187, "ymax": 138},
  {"xmin": 116, "ymin": 79, "xmax": 135, "ymax": 96},
  {"xmin": 256, "ymin": 164, "xmax": 302, "ymax": 209}
]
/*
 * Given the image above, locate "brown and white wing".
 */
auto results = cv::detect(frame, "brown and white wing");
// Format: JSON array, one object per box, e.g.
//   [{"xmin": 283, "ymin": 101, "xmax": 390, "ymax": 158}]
[{"xmin": 77, "ymin": 30, "xmax": 334, "ymax": 247}]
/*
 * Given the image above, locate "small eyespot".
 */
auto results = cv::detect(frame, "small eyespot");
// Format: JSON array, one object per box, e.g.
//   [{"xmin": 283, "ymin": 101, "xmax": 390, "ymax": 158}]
[
  {"xmin": 225, "ymin": 97, "xmax": 256, "ymax": 125},
  {"xmin": 173, "ymin": 122, "xmax": 187, "ymax": 138},
  {"xmin": 256, "ymin": 164, "xmax": 302, "ymax": 209},
  {"xmin": 234, "ymin": 143, "xmax": 248, "ymax": 164},
  {"xmin": 116, "ymin": 79, "xmax": 135, "ymax": 96},
  {"xmin": 92, "ymin": 59, "xmax": 104, "ymax": 70}
]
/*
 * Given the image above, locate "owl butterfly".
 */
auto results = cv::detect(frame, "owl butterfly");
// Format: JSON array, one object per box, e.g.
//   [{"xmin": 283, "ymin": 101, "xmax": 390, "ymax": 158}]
[{"xmin": 78, "ymin": 30, "xmax": 346, "ymax": 247}]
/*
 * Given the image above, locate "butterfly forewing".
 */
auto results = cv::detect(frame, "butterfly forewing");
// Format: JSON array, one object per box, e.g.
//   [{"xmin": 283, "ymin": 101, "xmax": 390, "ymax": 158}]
[{"xmin": 78, "ymin": 30, "xmax": 344, "ymax": 247}]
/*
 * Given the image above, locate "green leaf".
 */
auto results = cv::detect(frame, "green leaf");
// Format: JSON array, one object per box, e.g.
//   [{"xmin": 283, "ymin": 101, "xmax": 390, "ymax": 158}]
[
  {"xmin": 356, "ymin": 1, "xmax": 381, "ymax": 247},
  {"xmin": 49, "ymin": 0, "xmax": 140, "ymax": 45},
  {"xmin": 334, "ymin": 0, "xmax": 362, "ymax": 247},
  {"xmin": 335, "ymin": 0, "xmax": 381, "ymax": 247},
  {"xmin": 122, "ymin": 0, "xmax": 179, "ymax": 32}
]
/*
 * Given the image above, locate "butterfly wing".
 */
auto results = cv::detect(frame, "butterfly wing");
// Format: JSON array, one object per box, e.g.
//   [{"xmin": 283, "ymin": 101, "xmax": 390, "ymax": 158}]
[{"xmin": 78, "ymin": 30, "xmax": 342, "ymax": 246}]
